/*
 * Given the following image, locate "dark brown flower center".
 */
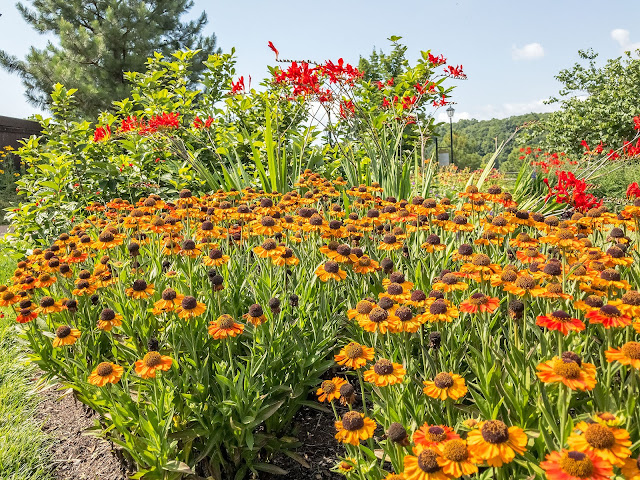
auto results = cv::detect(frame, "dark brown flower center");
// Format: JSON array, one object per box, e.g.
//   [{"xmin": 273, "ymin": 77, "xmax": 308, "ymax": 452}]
[
  {"xmin": 515, "ymin": 275, "xmax": 536, "ymax": 290},
  {"xmin": 341, "ymin": 411, "xmax": 365, "ymax": 431},
  {"xmin": 600, "ymin": 304, "xmax": 621, "ymax": 316},
  {"xmin": 181, "ymin": 296, "xmax": 198, "ymax": 310},
  {"xmin": 100, "ymin": 308, "xmax": 116, "ymax": 321},
  {"xmin": 345, "ymin": 342, "xmax": 364, "ymax": 359},
  {"xmin": 56, "ymin": 325, "xmax": 71, "ymax": 338},
  {"xmin": 387, "ymin": 283, "xmax": 403, "ymax": 295},
  {"xmin": 132, "ymin": 279, "xmax": 147, "ymax": 291},
  {"xmin": 472, "ymin": 254, "xmax": 491, "ymax": 266},
  {"xmin": 356, "ymin": 301, "xmax": 373, "ymax": 315},
  {"xmin": 584, "ymin": 423, "xmax": 615, "ymax": 449},
  {"xmin": 261, "ymin": 216, "xmax": 275, "ymax": 227},
  {"xmin": 560, "ymin": 451, "xmax": 593, "ymax": 478},
  {"xmin": 96, "ymin": 362, "xmax": 114, "ymax": 376},
  {"xmin": 218, "ymin": 315, "xmax": 235, "ymax": 329},
  {"xmin": 480, "ymin": 420, "xmax": 509, "ymax": 444},
  {"xmin": 324, "ymin": 261, "xmax": 340, "ymax": 273},
  {"xmin": 373, "ymin": 359, "xmax": 394, "ymax": 376},
  {"xmin": 417, "ymin": 449, "xmax": 441, "ymax": 473},
  {"xmin": 40, "ymin": 296, "xmax": 55, "ymax": 307},
  {"xmin": 144, "ymin": 351, "xmax": 162, "ymax": 367},
  {"xmin": 262, "ymin": 239, "xmax": 277, "ymax": 250},
  {"xmin": 369, "ymin": 307, "xmax": 389, "ymax": 323},
  {"xmin": 433, "ymin": 372, "xmax": 454, "ymax": 389},
  {"xmin": 429, "ymin": 300, "xmax": 448, "ymax": 315}
]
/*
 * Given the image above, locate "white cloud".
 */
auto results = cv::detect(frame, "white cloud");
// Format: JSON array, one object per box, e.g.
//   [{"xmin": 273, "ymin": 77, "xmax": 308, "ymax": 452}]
[
  {"xmin": 511, "ymin": 43, "xmax": 545, "ymax": 61},
  {"xmin": 449, "ymin": 98, "xmax": 559, "ymax": 122},
  {"xmin": 611, "ymin": 28, "xmax": 640, "ymax": 53},
  {"xmin": 436, "ymin": 110, "xmax": 471, "ymax": 123}
]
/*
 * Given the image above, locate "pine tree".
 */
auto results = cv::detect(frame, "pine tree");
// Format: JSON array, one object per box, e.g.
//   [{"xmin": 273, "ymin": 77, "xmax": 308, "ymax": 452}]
[{"xmin": 0, "ymin": 0, "xmax": 219, "ymax": 118}]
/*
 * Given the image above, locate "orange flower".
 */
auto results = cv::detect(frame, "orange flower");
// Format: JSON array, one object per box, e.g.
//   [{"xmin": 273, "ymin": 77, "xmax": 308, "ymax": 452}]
[
  {"xmin": 334, "ymin": 411, "xmax": 376, "ymax": 445},
  {"xmin": 352, "ymin": 255, "xmax": 380, "ymax": 274},
  {"xmin": 134, "ymin": 351, "xmax": 173, "ymax": 379},
  {"xmin": 334, "ymin": 342, "xmax": 374, "ymax": 369},
  {"xmin": 605, "ymin": 342, "xmax": 640, "ymax": 369},
  {"xmin": 363, "ymin": 359, "xmax": 406, "ymax": 386},
  {"xmin": 315, "ymin": 261, "xmax": 347, "ymax": 282},
  {"xmin": 403, "ymin": 447, "xmax": 449, "ymax": 480},
  {"xmin": 586, "ymin": 304, "xmax": 632, "ymax": 328},
  {"xmin": 413, "ymin": 424, "xmax": 460, "ymax": 448},
  {"xmin": 98, "ymin": 308, "xmax": 123, "ymax": 331},
  {"xmin": 88, "ymin": 362, "xmax": 124, "ymax": 386},
  {"xmin": 253, "ymin": 238, "xmax": 285, "ymax": 259},
  {"xmin": 176, "ymin": 296, "xmax": 207, "ymax": 319},
  {"xmin": 459, "ymin": 293, "xmax": 500, "ymax": 314},
  {"xmin": 621, "ymin": 454, "xmax": 640, "ymax": 480},
  {"xmin": 466, "ymin": 420, "xmax": 527, "ymax": 467},
  {"xmin": 208, "ymin": 315, "xmax": 244, "ymax": 339},
  {"xmin": 423, "ymin": 372, "xmax": 467, "ymax": 401},
  {"xmin": 435, "ymin": 439, "xmax": 479, "ymax": 478},
  {"xmin": 52, "ymin": 325, "xmax": 81, "ymax": 347},
  {"xmin": 540, "ymin": 450, "xmax": 613, "ymax": 480},
  {"xmin": 357, "ymin": 306, "xmax": 400, "ymax": 334},
  {"xmin": 536, "ymin": 311, "xmax": 585, "ymax": 336},
  {"xmin": 536, "ymin": 353, "xmax": 597, "ymax": 391},
  {"xmin": 316, "ymin": 377, "xmax": 348, "ymax": 402},
  {"xmin": 567, "ymin": 421, "xmax": 631, "ymax": 467},
  {"xmin": 125, "ymin": 279, "xmax": 155, "ymax": 299}
]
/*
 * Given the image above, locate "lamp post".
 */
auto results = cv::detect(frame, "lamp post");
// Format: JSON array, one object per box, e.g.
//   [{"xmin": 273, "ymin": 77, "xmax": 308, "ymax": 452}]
[{"xmin": 446, "ymin": 106, "xmax": 455, "ymax": 165}]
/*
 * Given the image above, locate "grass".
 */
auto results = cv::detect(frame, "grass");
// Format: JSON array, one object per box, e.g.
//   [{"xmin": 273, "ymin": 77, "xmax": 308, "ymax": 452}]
[{"xmin": 0, "ymin": 249, "xmax": 53, "ymax": 480}]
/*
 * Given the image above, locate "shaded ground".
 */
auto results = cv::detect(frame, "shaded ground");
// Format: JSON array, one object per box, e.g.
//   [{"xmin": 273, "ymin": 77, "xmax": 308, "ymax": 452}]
[
  {"xmin": 36, "ymin": 384, "xmax": 342, "ymax": 480},
  {"xmin": 36, "ymin": 384, "xmax": 128, "ymax": 480}
]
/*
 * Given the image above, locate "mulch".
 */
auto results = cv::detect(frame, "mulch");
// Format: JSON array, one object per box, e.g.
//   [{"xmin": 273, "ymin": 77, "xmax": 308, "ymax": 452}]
[{"xmin": 36, "ymin": 385, "xmax": 342, "ymax": 480}]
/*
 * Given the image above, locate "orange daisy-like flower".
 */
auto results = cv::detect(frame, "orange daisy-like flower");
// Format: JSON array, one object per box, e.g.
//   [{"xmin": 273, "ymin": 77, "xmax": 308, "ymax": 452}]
[
  {"xmin": 334, "ymin": 411, "xmax": 376, "ymax": 445},
  {"xmin": 536, "ymin": 353, "xmax": 597, "ymax": 391},
  {"xmin": 466, "ymin": 420, "xmax": 527, "ymax": 467},
  {"xmin": 621, "ymin": 454, "xmax": 640, "ymax": 480},
  {"xmin": 357, "ymin": 306, "xmax": 400, "ymax": 334},
  {"xmin": 377, "ymin": 234, "xmax": 403, "ymax": 251},
  {"xmin": 605, "ymin": 341, "xmax": 640, "ymax": 369},
  {"xmin": 403, "ymin": 447, "xmax": 449, "ymax": 480},
  {"xmin": 502, "ymin": 274, "xmax": 545, "ymax": 297},
  {"xmin": 202, "ymin": 248, "xmax": 230, "ymax": 267},
  {"xmin": 459, "ymin": 293, "xmax": 500, "ymax": 314},
  {"xmin": 423, "ymin": 372, "xmax": 467, "ymax": 401},
  {"xmin": 243, "ymin": 304, "xmax": 267, "ymax": 326},
  {"xmin": 379, "ymin": 282, "xmax": 411, "ymax": 303},
  {"xmin": 152, "ymin": 288, "xmax": 183, "ymax": 314},
  {"xmin": 253, "ymin": 238, "xmax": 285, "ymax": 259},
  {"xmin": 460, "ymin": 254, "xmax": 500, "ymax": 277},
  {"xmin": 208, "ymin": 315, "xmax": 244, "ymax": 340},
  {"xmin": 52, "ymin": 325, "xmax": 81, "ymax": 347},
  {"xmin": 315, "ymin": 261, "xmax": 347, "ymax": 282},
  {"xmin": 536, "ymin": 311, "xmax": 585, "ymax": 336},
  {"xmin": 176, "ymin": 296, "xmax": 207, "ymax": 319},
  {"xmin": 316, "ymin": 377, "xmax": 348, "ymax": 402},
  {"xmin": 35, "ymin": 296, "xmax": 65, "ymax": 315},
  {"xmin": 432, "ymin": 273, "xmax": 469, "ymax": 293},
  {"xmin": 417, "ymin": 299, "xmax": 459, "ymax": 324},
  {"xmin": 413, "ymin": 424, "xmax": 460, "ymax": 448},
  {"xmin": 567, "ymin": 421, "xmax": 632, "ymax": 467},
  {"xmin": 352, "ymin": 255, "xmax": 380, "ymax": 274},
  {"xmin": 125, "ymin": 279, "xmax": 155, "ymax": 299},
  {"xmin": 334, "ymin": 342, "xmax": 375, "ymax": 369},
  {"xmin": 610, "ymin": 290, "xmax": 640, "ymax": 317},
  {"xmin": 435, "ymin": 439, "xmax": 479, "ymax": 478},
  {"xmin": 347, "ymin": 300, "xmax": 375, "ymax": 323},
  {"xmin": 0, "ymin": 289, "xmax": 19, "ymax": 307},
  {"xmin": 272, "ymin": 247, "xmax": 299, "ymax": 267},
  {"xmin": 363, "ymin": 358, "xmax": 406, "ymax": 386},
  {"xmin": 97, "ymin": 308, "xmax": 123, "ymax": 331},
  {"xmin": 88, "ymin": 362, "xmax": 124, "ymax": 386},
  {"xmin": 540, "ymin": 449, "xmax": 613, "ymax": 480},
  {"xmin": 134, "ymin": 351, "xmax": 173, "ymax": 379},
  {"xmin": 586, "ymin": 304, "xmax": 632, "ymax": 328},
  {"xmin": 93, "ymin": 230, "xmax": 124, "ymax": 250}
]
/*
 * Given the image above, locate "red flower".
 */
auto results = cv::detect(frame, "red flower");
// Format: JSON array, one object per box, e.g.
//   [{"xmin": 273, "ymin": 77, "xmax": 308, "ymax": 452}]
[
  {"xmin": 231, "ymin": 76, "xmax": 245, "ymax": 94},
  {"xmin": 93, "ymin": 125, "xmax": 111, "ymax": 142},
  {"xmin": 627, "ymin": 182, "xmax": 640, "ymax": 199},
  {"xmin": 267, "ymin": 41, "xmax": 279, "ymax": 60},
  {"xmin": 428, "ymin": 52, "xmax": 447, "ymax": 66},
  {"xmin": 581, "ymin": 140, "xmax": 590, "ymax": 151},
  {"xmin": 148, "ymin": 112, "xmax": 180, "ymax": 131},
  {"xmin": 633, "ymin": 116, "xmax": 640, "ymax": 130}
]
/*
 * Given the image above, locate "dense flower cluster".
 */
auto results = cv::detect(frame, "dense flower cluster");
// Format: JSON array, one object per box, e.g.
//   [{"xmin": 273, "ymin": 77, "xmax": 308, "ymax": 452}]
[{"xmin": 4, "ymin": 173, "xmax": 640, "ymax": 479}]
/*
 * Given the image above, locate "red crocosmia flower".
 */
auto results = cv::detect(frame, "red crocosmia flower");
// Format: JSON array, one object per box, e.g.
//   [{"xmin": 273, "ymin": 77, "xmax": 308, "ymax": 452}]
[
  {"xmin": 121, "ymin": 115, "xmax": 141, "ymax": 133},
  {"xmin": 381, "ymin": 97, "xmax": 391, "ymax": 109},
  {"xmin": 633, "ymin": 115, "xmax": 640, "ymax": 130},
  {"xmin": 193, "ymin": 116, "xmax": 204, "ymax": 128},
  {"xmin": 387, "ymin": 77, "xmax": 394, "ymax": 86},
  {"xmin": 445, "ymin": 64, "xmax": 466, "ymax": 78},
  {"xmin": 339, "ymin": 100, "xmax": 355, "ymax": 119},
  {"xmin": 205, "ymin": 116, "xmax": 214, "ymax": 128},
  {"xmin": 376, "ymin": 80, "xmax": 384, "ymax": 90},
  {"xmin": 93, "ymin": 125, "xmax": 111, "ymax": 142},
  {"xmin": 231, "ymin": 76, "xmax": 245, "ymax": 94},
  {"xmin": 428, "ymin": 52, "xmax": 447, "ymax": 66},
  {"xmin": 594, "ymin": 142, "xmax": 604, "ymax": 154},
  {"xmin": 148, "ymin": 112, "xmax": 180, "ymax": 131},
  {"xmin": 606, "ymin": 149, "xmax": 620, "ymax": 160},
  {"xmin": 627, "ymin": 182, "xmax": 640, "ymax": 199},
  {"xmin": 401, "ymin": 95, "xmax": 417, "ymax": 110},
  {"xmin": 268, "ymin": 41, "xmax": 279, "ymax": 60},
  {"xmin": 433, "ymin": 95, "xmax": 448, "ymax": 107},
  {"xmin": 580, "ymin": 140, "xmax": 590, "ymax": 151}
]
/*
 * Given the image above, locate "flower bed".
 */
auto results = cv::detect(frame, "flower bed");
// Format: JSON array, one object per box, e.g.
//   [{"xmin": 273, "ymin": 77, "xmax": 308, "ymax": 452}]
[{"xmin": 3, "ymin": 173, "xmax": 640, "ymax": 479}]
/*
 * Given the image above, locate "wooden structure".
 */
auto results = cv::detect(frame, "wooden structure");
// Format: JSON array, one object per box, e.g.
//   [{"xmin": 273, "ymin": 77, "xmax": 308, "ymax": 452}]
[{"xmin": 0, "ymin": 115, "xmax": 41, "ymax": 169}]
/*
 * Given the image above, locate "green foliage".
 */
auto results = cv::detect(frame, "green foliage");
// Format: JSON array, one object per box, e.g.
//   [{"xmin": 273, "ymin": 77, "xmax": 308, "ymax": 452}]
[
  {"xmin": 0, "ymin": 252, "xmax": 52, "ymax": 480},
  {"xmin": 428, "ymin": 113, "xmax": 549, "ymax": 171},
  {"xmin": 526, "ymin": 49, "xmax": 640, "ymax": 155},
  {"xmin": 358, "ymin": 39, "xmax": 408, "ymax": 82},
  {"xmin": 0, "ymin": 0, "xmax": 218, "ymax": 118}
]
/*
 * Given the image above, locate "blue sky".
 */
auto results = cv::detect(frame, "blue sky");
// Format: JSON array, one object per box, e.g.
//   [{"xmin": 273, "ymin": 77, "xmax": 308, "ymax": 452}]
[{"xmin": 1, "ymin": 0, "xmax": 640, "ymax": 122}]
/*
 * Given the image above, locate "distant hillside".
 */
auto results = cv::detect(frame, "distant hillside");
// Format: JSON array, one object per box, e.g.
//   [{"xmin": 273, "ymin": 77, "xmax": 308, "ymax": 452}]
[{"xmin": 428, "ymin": 112, "xmax": 550, "ymax": 171}]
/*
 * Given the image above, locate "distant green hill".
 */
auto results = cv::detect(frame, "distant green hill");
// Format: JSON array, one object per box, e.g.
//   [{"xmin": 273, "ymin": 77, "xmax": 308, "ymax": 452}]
[{"xmin": 428, "ymin": 112, "xmax": 550, "ymax": 171}]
